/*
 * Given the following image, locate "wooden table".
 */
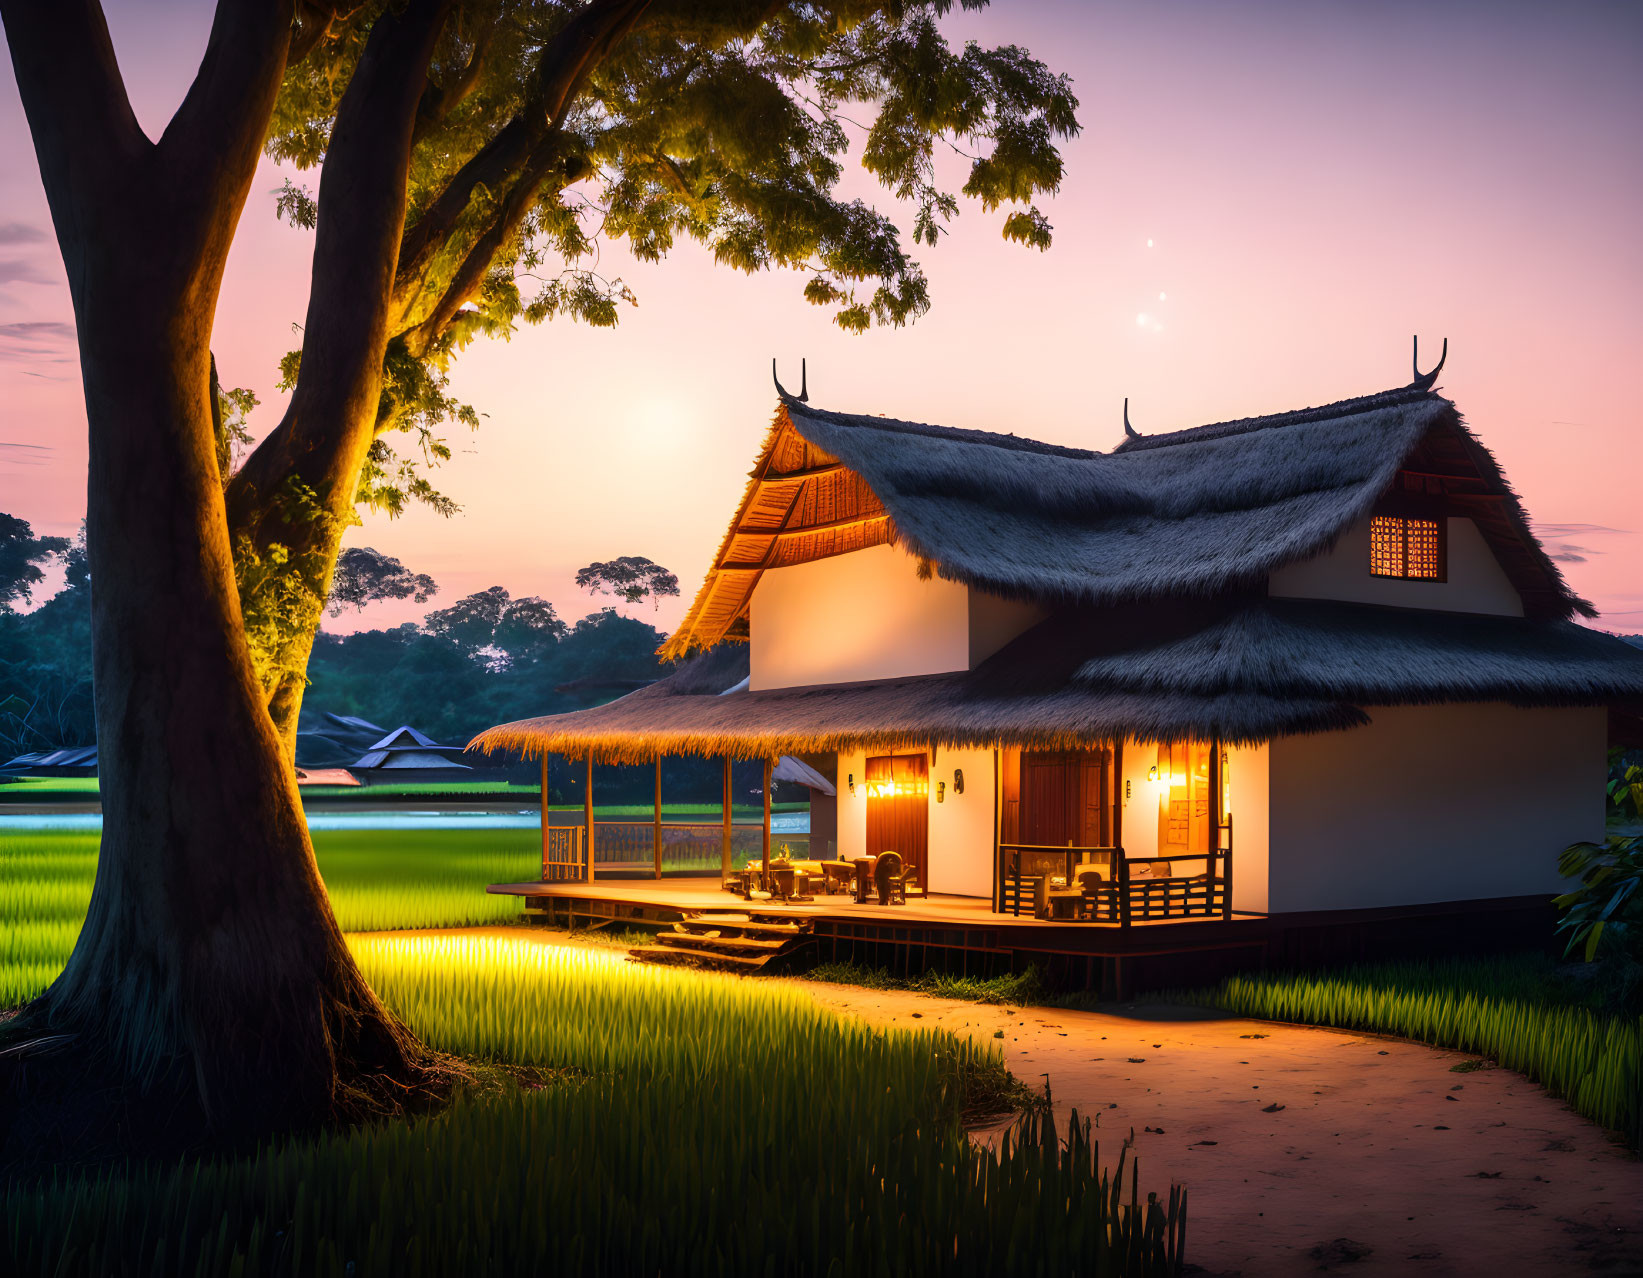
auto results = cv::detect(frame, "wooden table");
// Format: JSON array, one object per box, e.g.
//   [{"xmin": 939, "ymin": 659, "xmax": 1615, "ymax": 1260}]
[
  {"xmin": 851, "ymin": 856, "xmax": 879, "ymax": 904},
  {"xmin": 1044, "ymin": 889, "xmax": 1085, "ymax": 921}
]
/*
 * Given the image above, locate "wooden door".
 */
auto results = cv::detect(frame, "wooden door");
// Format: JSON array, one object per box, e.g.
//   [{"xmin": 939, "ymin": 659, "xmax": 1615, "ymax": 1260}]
[
  {"xmin": 865, "ymin": 753, "xmax": 928, "ymax": 883},
  {"xmin": 1020, "ymin": 749, "xmax": 1112, "ymax": 848}
]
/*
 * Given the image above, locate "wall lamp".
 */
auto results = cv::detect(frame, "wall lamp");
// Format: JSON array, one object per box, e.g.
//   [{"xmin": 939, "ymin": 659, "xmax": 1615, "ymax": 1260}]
[
  {"xmin": 953, "ymin": 768, "xmax": 964, "ymax": 795},
  {"xmin": 847, "ymin": 773, "xmax": 855, "ymax": 795},
  {"xmin": 936, "ymin": 780, "xmax": 946, "ymax": 803}
]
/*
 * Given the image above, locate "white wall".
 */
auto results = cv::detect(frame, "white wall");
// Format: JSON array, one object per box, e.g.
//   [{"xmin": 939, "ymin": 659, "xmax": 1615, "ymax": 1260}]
[
  {"xmin": 1117, "ymin": 741, "xmax": 1158, "ymax": 859},
  {"xmin": 1266, "ymin": 704, "xmax": 1604, "ymax": 914},
  {"xmin": 832, "ymin": 743, "xmax": 996, "ymax": 897},
  {"xmin": 927, "ymin": 746, "xmax": 997, "ymax": 897},
  {"xmin": 1228, "ymin": 742, "xmax": 1270, "ymax": 914},
  {"xmin": 751, "ymin": 546, "xmax": 968, "ymax": 689},
  {"xmin": 835, "ymin": 745, "xmax": 868, "ymax": 859},
  {"xmin": 1268, "ymin": 516, "xmax": 1524, "ymax": 616},
  {"xmin": 749, "ymin": 544, "xmax": 1044, "ymax": 690}
]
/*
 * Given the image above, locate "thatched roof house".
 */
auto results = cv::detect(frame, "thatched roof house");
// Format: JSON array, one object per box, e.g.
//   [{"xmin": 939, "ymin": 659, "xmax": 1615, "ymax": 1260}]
[{"xmin": 475, "ymin": 356, "xmax": 1643, "ymax": 930}]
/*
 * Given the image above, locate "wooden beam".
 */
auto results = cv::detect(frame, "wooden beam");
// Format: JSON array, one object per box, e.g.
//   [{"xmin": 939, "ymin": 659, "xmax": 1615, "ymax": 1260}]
[
  {"xmin": 722, "ymin": 757, "xmax": 733, "ymax": 879},
  {"xmin": 540, "ymin": 754, "xmax": 550, "ymax": 883},
  {"xmin": 653, "ymin": 755, "xmax": 663, "ymax": 881},
  {"xmin": 727, "ymin": 509, "xmax": 891, "ymax": 545},
  {"xmin": 584, "ymin": 756, "xmax": 595, "ymax": 884},
  {"xmin": 765, "ymin": 460, "xmax": 848, "ymax": 482}
]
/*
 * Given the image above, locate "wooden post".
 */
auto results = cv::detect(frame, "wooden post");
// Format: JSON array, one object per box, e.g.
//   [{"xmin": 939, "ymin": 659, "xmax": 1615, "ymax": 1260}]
[
  {"xmin": 762, "ymin": 757, "xmax": 773, "ymax": 878},
  {"xmin": 721, "ymin": 757, "xmax": 733, "ymax": 879},
  {"xmin": 584, "ymin": 755, "xmax": 595, "ymax": 883},
  {"xmin": 1222, "ymin": 812, "xmax": 1235, "ymax": 922},
  {"xmin": 1118, "ymin": 852, "xmax": 1132, "ymax": 929},
  {"xmin": 991, "ymin": 747, "xmax": 1002, "ymax": 913},
  {"xmin": 1112, "ymin": 738, "xmax": 1124, "ymax": 850},
  {"xmin": 540, "ymin": 755, "xmax": 550, "ymax": 882},
  {"xmin": 1207, "ymin": 735, "xmax": 1221, "ymax": 916},
  {"xmin": 653, "ymin": 755, "xmax": 664, "ymax": 880}
]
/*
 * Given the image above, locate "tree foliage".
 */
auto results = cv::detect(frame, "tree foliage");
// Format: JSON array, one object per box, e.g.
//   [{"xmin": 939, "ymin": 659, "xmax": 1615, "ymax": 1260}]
[
  {"xmin": 575, "ymin": 555, "xmax": 679, "ymax": 610},
  {"xmin": 0, "ymin": 524, "xmax": 92, "ymax": 754},
  {"xmin": 327, "ymin": 546, "xmax": 440, "ymax": 616},
  {"xmin": 257, "ymin": 0, "xmax": 1081, "ymax": 514},
  {"xmin": 1556, "ymin": 834, "xmax": 1643, "ymax": 964},
  {"xmin": 0, "ymin": 513, "xmax": 68, "ymax": 611},
  {"xmin": 424, "ymin": 584, "xmax": 568, "ymax": 667}
]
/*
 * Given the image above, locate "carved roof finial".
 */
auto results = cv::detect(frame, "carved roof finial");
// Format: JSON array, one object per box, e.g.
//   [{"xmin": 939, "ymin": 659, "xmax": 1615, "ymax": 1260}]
[
  {"xmin": 772, "ymin": 357, "xmax": 808, "ymax": 403},
  {"xmin": 1412, "ymin": 335, "xmax": 1447, "ymax": 391},
  {"xmin": 1123, "ymin": 397, "xmax": 1140, "ymax": 439}
]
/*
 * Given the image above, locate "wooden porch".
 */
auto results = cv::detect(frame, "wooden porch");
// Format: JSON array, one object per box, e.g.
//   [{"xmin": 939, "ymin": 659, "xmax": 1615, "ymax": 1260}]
[{"xmin": 529, "ymin": 733, "xmax": 1237, "ymax": 926}]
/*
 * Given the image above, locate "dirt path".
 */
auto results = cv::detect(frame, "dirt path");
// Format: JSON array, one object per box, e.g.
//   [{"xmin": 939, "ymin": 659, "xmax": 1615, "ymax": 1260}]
[
  {"xmin": 365, "ymin": 928, "xmax": 1642, "ymax": 1276},
  {"xmin": 796, "ymin": 984, "xmax": 1642, "ymax": 1278}
]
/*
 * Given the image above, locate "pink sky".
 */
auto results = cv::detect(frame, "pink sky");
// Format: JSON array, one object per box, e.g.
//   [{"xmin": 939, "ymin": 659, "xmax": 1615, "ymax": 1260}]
[{"xmin": 2, "ymin": 0, "xmax": 1639, "ymax": 634}]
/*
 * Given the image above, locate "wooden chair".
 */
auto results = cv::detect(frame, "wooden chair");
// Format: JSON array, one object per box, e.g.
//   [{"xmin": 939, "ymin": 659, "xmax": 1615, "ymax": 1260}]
[
  {"xmin": 821, "ymin": 861, "xmax": 855, "ymax": 895},
  {"xmin": 874, "ymin": 852, "xmax": 913, "ymax": 905}
]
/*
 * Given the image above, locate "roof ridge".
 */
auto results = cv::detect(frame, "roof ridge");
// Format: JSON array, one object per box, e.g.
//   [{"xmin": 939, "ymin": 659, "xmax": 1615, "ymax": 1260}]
[
  {"xmin": 1113, "ymin": 384, "xmax": 1445, "ymax": 452},
  {"xmin": 784, "ymin": 398, "xmax": 1102, "ymax": 460}
]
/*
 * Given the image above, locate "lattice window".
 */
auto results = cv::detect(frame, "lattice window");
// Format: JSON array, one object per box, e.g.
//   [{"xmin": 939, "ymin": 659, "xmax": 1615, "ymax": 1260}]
[{"xmin": 1369, "ymin": 514, "xmax": 1444, "ymax": 580}]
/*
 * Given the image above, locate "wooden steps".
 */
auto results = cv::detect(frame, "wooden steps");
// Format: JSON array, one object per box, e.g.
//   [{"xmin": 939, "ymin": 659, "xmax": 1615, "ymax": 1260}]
[{"xmin": 628, "ymin": 911, "xmax": 814, "ymax": 974}]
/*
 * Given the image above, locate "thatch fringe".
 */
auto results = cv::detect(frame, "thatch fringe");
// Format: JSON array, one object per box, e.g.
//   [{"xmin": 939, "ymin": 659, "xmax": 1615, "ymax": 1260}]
[{"xmin": 472, "ymin": 596, "xmax": 1643, "ymax": 765}]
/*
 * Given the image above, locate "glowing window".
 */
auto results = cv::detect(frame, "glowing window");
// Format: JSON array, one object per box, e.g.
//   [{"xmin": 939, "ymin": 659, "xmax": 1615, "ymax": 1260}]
[{"xmin": 1369, "ymin": 515, "xmax": 1444, "ymax": 581}]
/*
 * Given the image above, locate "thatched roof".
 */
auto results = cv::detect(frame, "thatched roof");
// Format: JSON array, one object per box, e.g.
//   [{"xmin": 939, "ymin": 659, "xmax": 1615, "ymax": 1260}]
[
  {"xmin": 660, "ymin": 378, "xmax": 1589, "ymax": 659},
  {"xmin": 473, "ymin": 600, "xmax": 1643, "ymax": 763}
]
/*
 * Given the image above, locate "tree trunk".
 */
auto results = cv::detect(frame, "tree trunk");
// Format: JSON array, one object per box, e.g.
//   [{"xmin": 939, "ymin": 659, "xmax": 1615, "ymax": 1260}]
[
  {"xmin": 0, "ymin": 0, "xmax": 439, "ymax": 1167},
  {"xmin": 14, "ymin": 300, "xmax": 426, "ymax": 1155}
]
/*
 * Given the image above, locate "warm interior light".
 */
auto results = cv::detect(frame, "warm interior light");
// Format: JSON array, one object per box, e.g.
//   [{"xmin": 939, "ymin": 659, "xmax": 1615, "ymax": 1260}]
[
  {"xmin": 865, "ymin": 778, "xmax": 929, "ymax": 800},
  {"xmin": 1147, "ymin": 765, "xmax": 1161, "ymax": 783}
]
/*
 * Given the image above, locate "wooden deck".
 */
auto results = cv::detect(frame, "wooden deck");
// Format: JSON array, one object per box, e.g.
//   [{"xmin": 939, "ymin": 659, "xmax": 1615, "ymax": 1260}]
[{"xmin": 485, "ymin": 878, "xmax": 1559, "ymax": 999}]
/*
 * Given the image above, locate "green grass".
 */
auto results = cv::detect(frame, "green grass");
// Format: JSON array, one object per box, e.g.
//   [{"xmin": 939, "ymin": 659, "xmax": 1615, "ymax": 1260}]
[
  {"xmin": 0, "ymin": 776, "xmax": 101, "ymax": 795},
  {"xmin": 2, "ymin": 934, "xmax": 1185, "ymax": 1276},
  {"xmin": 1171, "ymin": 954, "xmax": 1642, "ymax": 1143}
]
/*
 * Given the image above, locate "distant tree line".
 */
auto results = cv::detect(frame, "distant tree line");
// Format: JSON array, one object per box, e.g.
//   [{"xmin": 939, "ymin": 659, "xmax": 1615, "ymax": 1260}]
[{"xmin": 0, "ymin": 518, "xmax": 686, "ymax": 764}]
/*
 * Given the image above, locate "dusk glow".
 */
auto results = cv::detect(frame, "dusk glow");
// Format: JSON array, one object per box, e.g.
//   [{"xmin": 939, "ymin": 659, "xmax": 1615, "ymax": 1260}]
[
  {"xmin": 3, "ymin": 3, "xmax": 1643, "ymax": 1267},
  {"xmin": 2, "ymin": 1, "xmax": 1638, "ymax": 633}
]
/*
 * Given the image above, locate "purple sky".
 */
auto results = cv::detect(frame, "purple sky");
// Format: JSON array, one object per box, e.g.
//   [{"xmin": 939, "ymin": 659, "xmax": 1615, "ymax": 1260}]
[{"xmin": 2, "ymin": 0, "xmax": 1639, "ymax": 631}]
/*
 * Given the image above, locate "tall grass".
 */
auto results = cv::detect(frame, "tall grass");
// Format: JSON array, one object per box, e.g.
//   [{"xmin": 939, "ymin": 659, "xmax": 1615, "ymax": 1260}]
[
  {"xmin": 3, "ymin": 936, "xmax": 1186, "ymax": 1277},
  {"xmin": 1183, "ymin": 956, "xmax": 1642, "ymax": 1143}
]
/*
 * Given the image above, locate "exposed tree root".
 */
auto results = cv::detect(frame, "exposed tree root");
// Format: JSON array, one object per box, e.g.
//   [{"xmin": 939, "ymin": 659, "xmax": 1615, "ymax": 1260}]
[{"xmin": 0, "ymin": 1000, "xmax": 468, "ymax": 1179}]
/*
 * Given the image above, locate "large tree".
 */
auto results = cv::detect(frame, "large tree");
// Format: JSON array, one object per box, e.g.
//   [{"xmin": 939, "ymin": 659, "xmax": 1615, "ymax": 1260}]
[{"xmin": 0, "ymin": 0, "xmax": 1076, "ymax": 1154}]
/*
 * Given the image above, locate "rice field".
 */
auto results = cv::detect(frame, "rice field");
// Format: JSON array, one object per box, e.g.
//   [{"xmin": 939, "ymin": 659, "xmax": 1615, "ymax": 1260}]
[
  {"xmin": 1185, "ymin": 956, "xmax": 1642, "ymax": 1143},
  {"xmin": 2, "ymin": 935, "xmax": 1186, "ymax": 1276},
  {"xmin": 0, "ymin": 829, "xmax": 546, "ymax": 1005}
]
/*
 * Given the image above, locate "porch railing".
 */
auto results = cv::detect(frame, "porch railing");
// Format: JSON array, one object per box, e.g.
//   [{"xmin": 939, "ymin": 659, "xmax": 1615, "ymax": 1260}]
[
  {"xmin": 999, "ymin": 817, "xmax": 1233, "ymax": 925},
  {"xmin": 542, "ymin": 815, "xmax": 830, "ymax": 880}
]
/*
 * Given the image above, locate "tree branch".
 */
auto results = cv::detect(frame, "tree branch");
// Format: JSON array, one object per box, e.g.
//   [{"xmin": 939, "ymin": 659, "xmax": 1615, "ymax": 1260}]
[
  {"xmin": 412, "ymin": 10, "xmax": 501, "ymax": 144},
  {"xmin": 0, "ymin": 0, "xmax": 150, "ymax": 248},
  {"xmin": 395, "ymin": 0, "xmax": 651, "ymax": 305},
  {"xmin": 405, "ymin": 139, "xmax": 580, "ymax": 357},
  {"xmin": 159, "ymin": 1, "xmax": 300, "ymax": 221},
  {"xmin": 230, "ymin": 0, "xmax": 456, "ymax": 520}
]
